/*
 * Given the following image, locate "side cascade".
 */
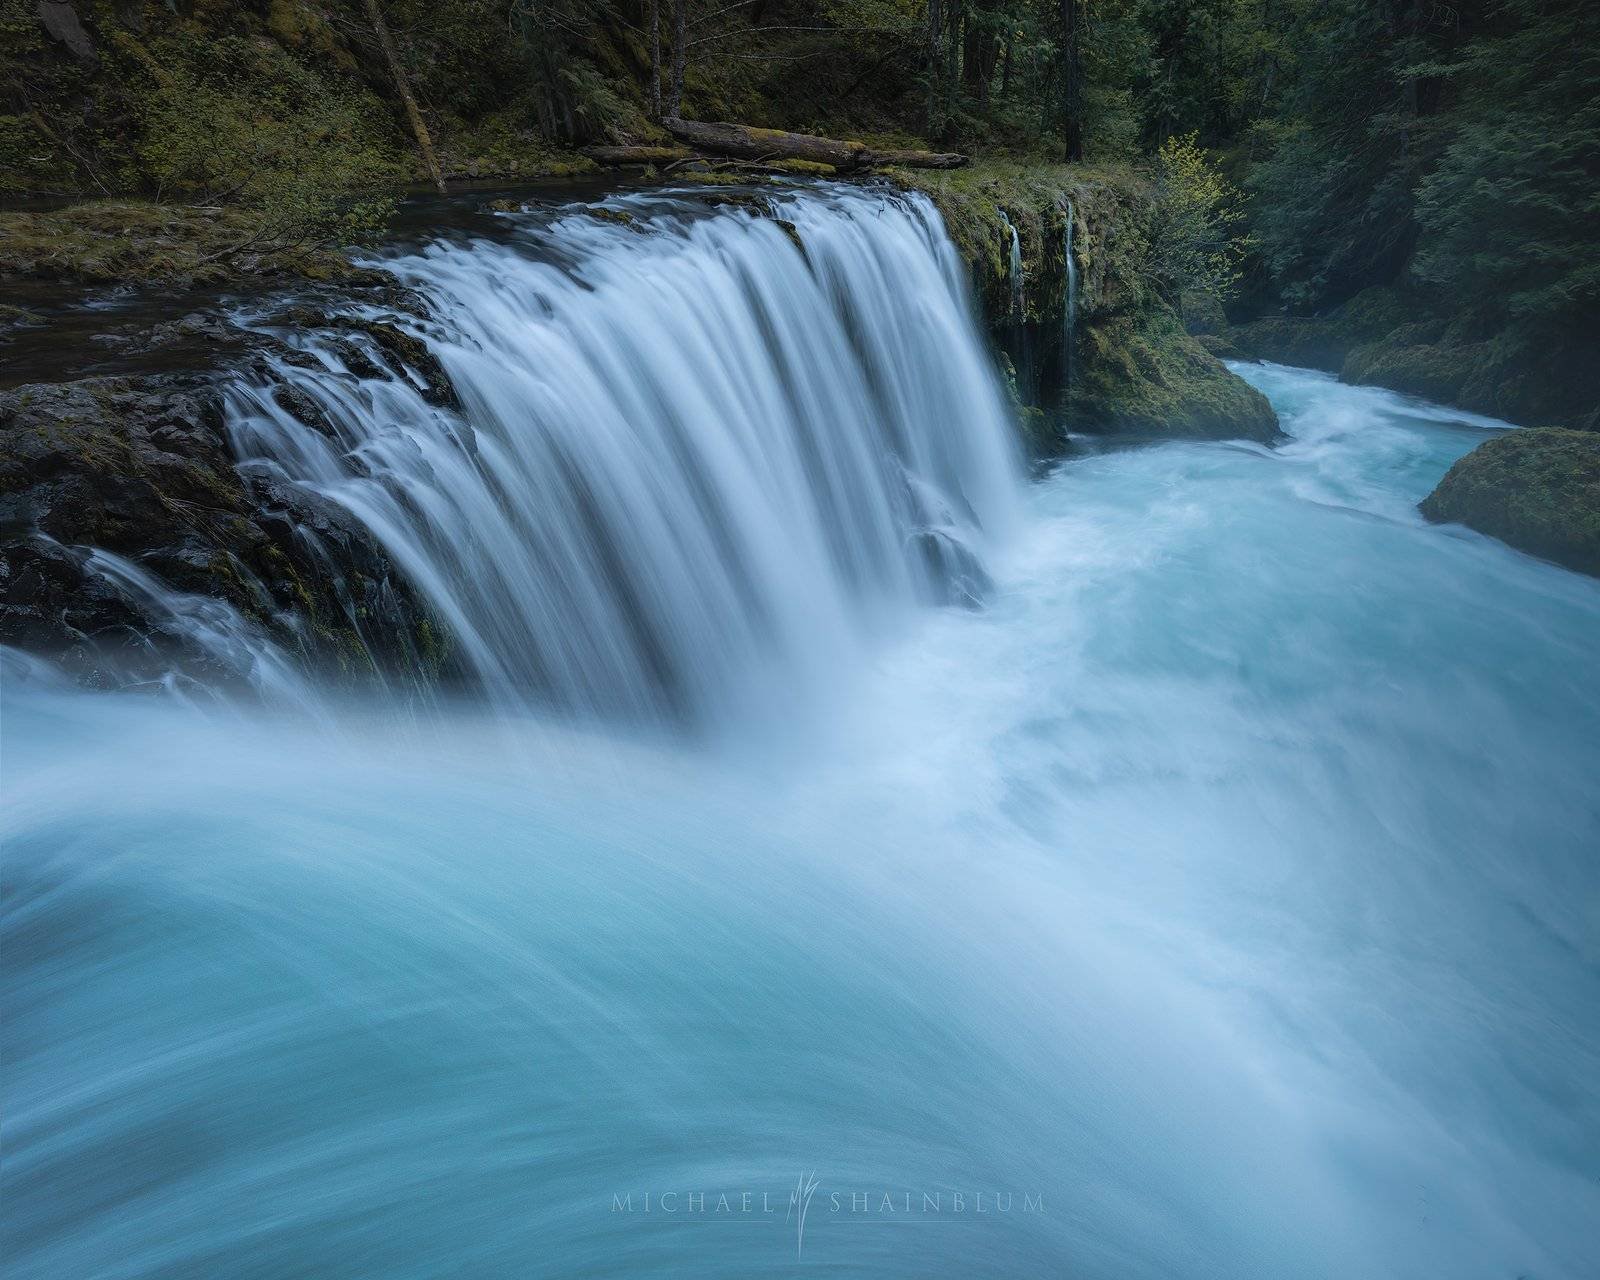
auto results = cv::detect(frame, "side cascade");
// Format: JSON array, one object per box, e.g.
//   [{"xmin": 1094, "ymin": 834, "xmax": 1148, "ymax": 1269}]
[
  {"xmin": 1061, "ymin": 197, "xmax": 1079, "ymax": 405},
  {"xmin": 998, "ymin": 207, "xmax": 1025, "ymax": 320},
  {"xmin": 220, "ymin": 186, "xmax": 1022, "ymax": 723}
]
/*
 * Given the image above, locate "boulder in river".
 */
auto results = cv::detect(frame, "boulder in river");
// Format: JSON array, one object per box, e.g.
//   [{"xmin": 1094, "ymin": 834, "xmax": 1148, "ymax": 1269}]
[{"xmin": 1421, "ymin": 428, "xmax": 1600, "ymax": 577}]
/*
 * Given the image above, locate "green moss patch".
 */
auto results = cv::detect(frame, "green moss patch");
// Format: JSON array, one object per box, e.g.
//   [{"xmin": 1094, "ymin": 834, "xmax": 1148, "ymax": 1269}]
[
  {"xmin": 1421, "ymin": 429, "xmax": 1600, "ymax": 576},
  {"xmin": 1069, "ymin": 306, "xmax": 1278, "ymax": 443},
  {"xmin": 0, "ymin": 200, "xmax": 363, "ymax": 286}
]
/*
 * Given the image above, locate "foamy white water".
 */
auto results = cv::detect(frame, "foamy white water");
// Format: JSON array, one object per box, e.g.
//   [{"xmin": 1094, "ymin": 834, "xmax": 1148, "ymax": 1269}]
[
  {"xmin": 222, "ymin": 187, "xmax": 1018, "ymax": 723},
  {"xmin": 3, "ymin": 199, "xmax": 1598, "ymax": 1278}
]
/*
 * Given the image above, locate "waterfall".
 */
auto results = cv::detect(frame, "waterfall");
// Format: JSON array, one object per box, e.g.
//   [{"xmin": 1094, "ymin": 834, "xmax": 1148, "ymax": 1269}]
[
  {"xmin": 998, "ymin": 208, "xmax": 1025, "ymax": 319},
  {"xmin": 224, "ymin": 187, "xmax": 1021, "ymax": 724}
]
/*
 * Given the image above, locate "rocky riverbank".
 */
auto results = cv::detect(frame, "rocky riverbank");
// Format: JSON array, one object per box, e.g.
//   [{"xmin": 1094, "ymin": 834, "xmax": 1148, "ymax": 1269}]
[
  {"xmin": 1210, "ymin": 286, "xmax": 1599, "ymax": 435},
  {"xmin": 1185, "ymin": 284, "xmax": 1600, "ymax": 576}
]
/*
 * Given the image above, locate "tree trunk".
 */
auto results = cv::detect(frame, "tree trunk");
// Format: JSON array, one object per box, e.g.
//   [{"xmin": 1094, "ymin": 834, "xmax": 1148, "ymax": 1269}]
[
  {"xmin": 962, "ymin": 6, "xmax": 998, "ymax": 108},
  {"xmin": 360, "ymin": 0, "xmax": 445, "ymax": 194},
  {"xmin": 668, "ymin": 0, "xmax": 686, "ymax": 119},
  {"xmin": 925, "ymin": 0, "xmax": 943, "ymax": 138},
  {"xmin": 944, "ymin": 0, "xmax": 963, "ymax": 138},
  {"xmin": 648, "ymin": 0, "xmax": 662, "ymax": 120},
  {"xmin": 860, "ymin": 147, "xmax": 969, "ymax": 170},
  {"xmin": 1059, "ymin": 0, "xmax": 1084, "ymax": 162}
]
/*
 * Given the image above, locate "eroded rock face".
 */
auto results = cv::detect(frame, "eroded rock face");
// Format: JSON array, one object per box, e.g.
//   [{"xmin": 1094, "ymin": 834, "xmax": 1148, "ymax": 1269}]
[
  {"xmin": 1421, "ymin": 429, "xmax": 1600, "ymax": 577},
  {"xmin": 0, "ymin": 362, "xmax": 446, "ymax": 691}
]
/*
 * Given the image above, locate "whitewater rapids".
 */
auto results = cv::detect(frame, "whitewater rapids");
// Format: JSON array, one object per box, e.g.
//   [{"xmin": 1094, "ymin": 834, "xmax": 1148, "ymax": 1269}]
[{"xmin": 3, "ymin": 187, "xmax": 1598, "ymax": 1278}]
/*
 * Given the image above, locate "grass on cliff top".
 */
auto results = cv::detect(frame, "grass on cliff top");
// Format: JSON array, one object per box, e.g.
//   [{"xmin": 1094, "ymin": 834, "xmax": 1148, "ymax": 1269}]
[
  {"xmin": 890, "ymin": 157, "xmax": 1143, "ymax": 266},
  {"xmin": 0, "ymin": 201, "xmax": 372, "ymax": 286}
]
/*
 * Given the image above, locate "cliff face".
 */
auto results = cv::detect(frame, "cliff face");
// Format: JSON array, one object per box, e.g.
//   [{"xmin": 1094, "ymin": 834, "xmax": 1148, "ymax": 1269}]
[{"xmin": 904, "ymin": 163, "xmax": 1279, "ymax": 451}]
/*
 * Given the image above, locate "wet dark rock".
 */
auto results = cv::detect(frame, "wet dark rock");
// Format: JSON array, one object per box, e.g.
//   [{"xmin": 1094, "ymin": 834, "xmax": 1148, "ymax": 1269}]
[
  {"xmin": 0, "ymin": 371, "xmax": 449, "ymax": 690},
  {"xmin": 260, "ymin": 299, "xmax": 459, "ymax": 409},
  {"xmin": 913, "ymin": 529, "xmax": 994, "ymax": 609},
  {"xmin": 360, "ymin": 321, "xmax": 459, "ymax": 408},
  {"xmin": 271, "ymin": 384, "xmax": 340, "ymax": 439}
]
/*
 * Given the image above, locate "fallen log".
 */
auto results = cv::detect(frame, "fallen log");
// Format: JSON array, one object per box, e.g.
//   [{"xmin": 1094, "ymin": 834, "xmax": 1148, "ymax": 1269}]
[
  {"xmin": 861, "ymin": 147, "xmax": 969, "ymax": 170},
  {"xmin": 663, "ymin": 118, "xmax": 867, "ymax": 169},
  {"xmin": 583, "ymin": 145, "xmax": 693, "ymax": 166},
  {"xmin": 638, "ymin": 120, "xmax": 968, "ymax": 172}
]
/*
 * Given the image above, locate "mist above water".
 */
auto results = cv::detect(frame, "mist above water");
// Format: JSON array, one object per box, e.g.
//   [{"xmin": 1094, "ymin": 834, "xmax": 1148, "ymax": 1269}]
[
  {"xmin": 221, "ymin": 187, "xmax": 1019, "ymax": 723},
  {"xmin": 3, "ymin": 194, "xmax": 1598, "ymax": 1278}
]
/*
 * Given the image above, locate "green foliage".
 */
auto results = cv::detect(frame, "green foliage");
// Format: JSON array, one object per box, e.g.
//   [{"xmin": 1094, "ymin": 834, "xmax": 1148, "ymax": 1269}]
[
  {"xmin": 1413, "ymin": 2, "xmax": 1600, "ymax": 336},
  {"xmin": 1244, "ymin": 0, "xmax": 1462, "ymax": 310},
  {"xmin": 132, "ymin": 38, "xmax": 400, "ymax": 254},
  {"xmin": 1080, "ymin": 0, "xmax": 1152, "ymax": 161},
  {"xmin": 1147, "ymin": 133, "xmax": 1249, "ymax": 302},
  {"xmin": 1137, "ymin": 0, "xmax": 1298, "ymax": 147}
]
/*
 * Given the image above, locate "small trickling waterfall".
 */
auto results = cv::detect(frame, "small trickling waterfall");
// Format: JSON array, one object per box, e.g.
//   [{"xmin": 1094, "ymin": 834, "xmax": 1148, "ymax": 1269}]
[
  {"xmin": 1061, "ymin": 201, "xmax": 1078, "ymax": 347},
  {"xmin": 998, "ymin": 208, "xmax": 1025, "ymax": 319},
  {"xmin": 1062, "ymin": 199, "xmax": 1079, "ymax": 396},
  {"xmin": 222, "ymin": 187, "xmax": 1020, "ymax": 723}
]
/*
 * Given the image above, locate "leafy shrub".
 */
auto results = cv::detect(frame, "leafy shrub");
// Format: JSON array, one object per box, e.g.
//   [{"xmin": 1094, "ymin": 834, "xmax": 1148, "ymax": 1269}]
[
  {"xmin": 1146, "ymin": 132, "xmax": 1249, "ymax": 302},
  {"xmin": 133, "ymin": 37, "xmax": 400, "ymax": 258}
]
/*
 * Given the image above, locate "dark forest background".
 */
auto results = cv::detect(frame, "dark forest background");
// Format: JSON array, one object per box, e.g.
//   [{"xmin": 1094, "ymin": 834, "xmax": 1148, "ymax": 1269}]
[{"xmin": 5, "ymin": 1, "xmax": 1598, "ymax": 404}]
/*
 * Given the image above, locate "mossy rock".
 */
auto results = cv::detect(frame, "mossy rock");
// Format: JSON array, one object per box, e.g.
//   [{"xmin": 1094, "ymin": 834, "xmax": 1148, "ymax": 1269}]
[
  {"xmin": 1, "ymin": 371, "xmax": 452, "ymax": 688},
  {"xmin": 904, "ymin": 160, "xmax": 1151, "ymax": 329},
  {"xmin": 0, "ymin": 200, "xmax": 360, "ymax": 286},
  {"xmin": 1421, "ymin": 429, "xmax": 1600, "ymax": 576},
  {"xmin": 1195, "ymin": 331, "xmax": 1243, "ymax": 359},
  {"xmin": 1180, "ymin": 292, "xmax": 1228, "ymax": 336},
  {"xmin": 1070, "ymin": 307, "xmax": 1279, "ymax": 443},
  {"xmin": 1342, "ymin": 325, "xmax": 1599, "ymax": 430},
  {"xmin": 1228, "ymin": 315, "xmax": 1351, "ymax": 371},
  {"xmin": 899, "ymin": 161, "xmax": 1273, "ymax": 448}
]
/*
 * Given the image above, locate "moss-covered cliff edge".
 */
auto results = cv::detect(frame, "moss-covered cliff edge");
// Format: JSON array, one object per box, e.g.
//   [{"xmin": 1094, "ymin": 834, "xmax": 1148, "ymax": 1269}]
[{"xmin": 901, "ymin": 162, "xmax": 1277, "ymax": 451}]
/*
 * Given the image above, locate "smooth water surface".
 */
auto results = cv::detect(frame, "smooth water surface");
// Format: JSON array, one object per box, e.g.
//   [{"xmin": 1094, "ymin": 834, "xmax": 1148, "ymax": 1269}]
[{"xmin": 5, "ymin": 362, "xmax": 1599, "ymax": 1278}]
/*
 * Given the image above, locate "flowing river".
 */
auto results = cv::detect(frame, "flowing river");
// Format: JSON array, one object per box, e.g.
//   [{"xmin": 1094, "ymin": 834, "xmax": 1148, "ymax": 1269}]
[{"xmin": 3, "ymin": 190, "xmax": 1599, "ymax": 1279}]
